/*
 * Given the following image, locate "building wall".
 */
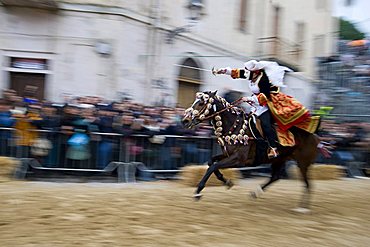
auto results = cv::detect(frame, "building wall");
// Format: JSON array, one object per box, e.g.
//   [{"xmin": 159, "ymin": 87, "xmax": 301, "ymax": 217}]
[
  {"xmin": 259, "ymin": 0, "xmax": 336, "ymax": 77},
  {"xmin": 0, "ymin": 3, "xmax": 152, "ymax": 102},
  {"xmin": 0, "ymin": 0, "xmax": 337, "ymax": 105}
]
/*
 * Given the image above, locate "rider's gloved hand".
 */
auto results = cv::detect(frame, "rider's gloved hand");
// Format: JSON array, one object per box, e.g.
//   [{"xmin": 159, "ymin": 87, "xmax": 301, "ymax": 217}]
[
  {"xmin": 212, "ymin": 67, "xmax": 231, "ymax": 75},
  {"xmin": 242, "ymin": 96, "xmax": 253, "ymax": 102},
  {"xmin": 241, "ymin": 96, "xmax": 255, "ymax": 105}
]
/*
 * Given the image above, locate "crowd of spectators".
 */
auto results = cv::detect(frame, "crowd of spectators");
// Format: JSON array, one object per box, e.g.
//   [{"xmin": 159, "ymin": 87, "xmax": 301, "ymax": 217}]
[
  {"xmin": 317, "ymin": 119, "xmax": 370, "ymax": 166},
  {"xmin": 0, "ymin": 89, "xmax": 213, "ymax": 169},
  {"xmin": 0, "ymin": 88, "xmax": 369, "ymax": 169},
  {"xmin": 1, "ymin": 88, "xmax": 214, "ymax": 136}
]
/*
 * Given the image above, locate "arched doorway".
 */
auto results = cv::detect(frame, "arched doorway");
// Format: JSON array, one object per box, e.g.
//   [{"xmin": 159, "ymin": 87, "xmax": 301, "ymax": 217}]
[{"xmin": 177, "ymin": 58, "xmax": 202, "ymax": 107}]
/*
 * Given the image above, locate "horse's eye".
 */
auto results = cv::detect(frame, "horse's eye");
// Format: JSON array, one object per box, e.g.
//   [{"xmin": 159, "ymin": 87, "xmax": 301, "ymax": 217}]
[{"xmin": 196, "ymin": 92, "xmax": 203, "ymax": 99}]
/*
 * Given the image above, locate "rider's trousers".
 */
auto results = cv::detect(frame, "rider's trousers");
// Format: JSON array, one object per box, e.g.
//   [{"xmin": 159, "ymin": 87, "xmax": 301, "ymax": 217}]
[{"xmin": 259, "ymin": 110, "xmax": 278, "ymax": 148}]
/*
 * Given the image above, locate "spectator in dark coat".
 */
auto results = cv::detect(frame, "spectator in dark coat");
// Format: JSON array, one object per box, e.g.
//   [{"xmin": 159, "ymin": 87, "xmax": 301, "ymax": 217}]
[
  {"xmin": 0, "ymin": 99, "xmax": 16, "ymax": 155},
  {"xmin": 34, "ymin": 104, "xmax": 61, "ymax": 166},
  {"xmin": 93, "ymin": 106, "xmax": 118, "ymax": 169}
]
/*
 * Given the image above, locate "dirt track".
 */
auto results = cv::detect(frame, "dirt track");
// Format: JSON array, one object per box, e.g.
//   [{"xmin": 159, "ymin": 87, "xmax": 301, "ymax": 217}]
[{"xmin": 0, "ymin": 178, "xmax": 370, "ymax": 247}]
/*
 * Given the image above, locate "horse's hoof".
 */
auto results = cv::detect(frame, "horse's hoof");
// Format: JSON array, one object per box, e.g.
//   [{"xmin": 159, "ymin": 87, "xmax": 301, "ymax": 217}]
[
  {"xmin": 250, "ymin": 186, "xmax": 263, "ymax": 199},
  {"xmin": 291, "ymin": 207, "xmax": 311, "ymax": 214},
  {"xmin": 250, "ymin": 191, "xmax": 257, "ymax": 199},
  {"xmin": 225, "ymin": 179, "xmax": 234, "ymax": 189},
  {"xmin": 193, "ymin": 193, "xmax": 203, "ymax": 201}
]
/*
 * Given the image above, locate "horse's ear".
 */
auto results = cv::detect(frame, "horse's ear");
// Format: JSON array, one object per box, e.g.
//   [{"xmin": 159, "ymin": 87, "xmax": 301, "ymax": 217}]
[{"xmin": 210, "ymin": 90, "xmax": 218, "ymax": 96}]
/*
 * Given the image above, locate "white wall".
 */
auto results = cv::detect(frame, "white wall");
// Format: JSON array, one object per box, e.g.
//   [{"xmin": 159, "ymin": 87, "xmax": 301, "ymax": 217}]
[
  {"xmin": 0, "ymin": 0, "xmax": 336, "ymax": 104},
  {"xmin": 0, "ymin": 5, "xmax": 152, "ymax": 102},
  {"xmin": 282, "ymin": 73, "xmax": 316, "ymax": 109}
]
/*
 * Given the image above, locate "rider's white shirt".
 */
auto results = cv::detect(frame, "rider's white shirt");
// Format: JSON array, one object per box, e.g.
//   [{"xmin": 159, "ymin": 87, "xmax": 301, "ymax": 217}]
[
  {"xmin": 248, "ymin": 80, "xmax": 268, "ymax": 117},
  {"xmin": 249, "ymin": 81, "xmax": 260, "ymax": 94}
]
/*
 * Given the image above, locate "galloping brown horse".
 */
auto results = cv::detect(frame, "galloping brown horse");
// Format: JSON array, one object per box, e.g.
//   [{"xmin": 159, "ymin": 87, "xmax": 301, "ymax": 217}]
[{"xmin": 182, "ymin": 91, "xmax": 320, "ymax": 210}]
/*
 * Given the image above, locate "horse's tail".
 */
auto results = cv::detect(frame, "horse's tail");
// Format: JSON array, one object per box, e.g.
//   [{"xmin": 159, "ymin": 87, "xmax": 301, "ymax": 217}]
[{"xmin": 317, "ymin": 141, "xmax": 333, "ymax": 158}]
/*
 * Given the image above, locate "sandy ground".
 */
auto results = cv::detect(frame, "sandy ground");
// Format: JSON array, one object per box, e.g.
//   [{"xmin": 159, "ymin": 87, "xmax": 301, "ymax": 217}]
[{"xmin": 0, "ymin": 178, "xmax": 370, "ymax": 247}]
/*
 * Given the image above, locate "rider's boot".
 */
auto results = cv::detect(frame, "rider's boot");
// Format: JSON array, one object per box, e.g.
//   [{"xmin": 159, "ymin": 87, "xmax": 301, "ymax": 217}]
[{"xmin": 267, "ymin": 147, "xmax": 279, "ymax": 159}]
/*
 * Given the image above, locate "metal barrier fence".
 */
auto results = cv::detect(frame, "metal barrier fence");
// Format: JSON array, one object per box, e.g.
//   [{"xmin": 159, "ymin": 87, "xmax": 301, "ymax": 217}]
[
  {"xmin": 315, "ymin": 60, "xmax": 370, "ymax": 119},
  {"xmin": 0, "ymin": 127, "xmax": 219, "ymax": 170},
  {"xmin": 0, "ymin": 127, "xmax": 368, "ymax": 170}
]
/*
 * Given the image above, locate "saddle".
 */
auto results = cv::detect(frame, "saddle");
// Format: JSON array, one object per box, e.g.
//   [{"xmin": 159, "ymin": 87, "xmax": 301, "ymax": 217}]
[{"xmin": 248, "ymin": 114, "xmax": 295, "ymax": 147}]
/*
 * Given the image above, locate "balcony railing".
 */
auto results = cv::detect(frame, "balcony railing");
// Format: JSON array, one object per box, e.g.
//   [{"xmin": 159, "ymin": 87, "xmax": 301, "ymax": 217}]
[
  {"xmin": 257, "ymin": 36, "xmax": 302, "ymax": 69},
  {"xmin": 0, "ymin": 0, "xmax": 58, "ymax": 10}
]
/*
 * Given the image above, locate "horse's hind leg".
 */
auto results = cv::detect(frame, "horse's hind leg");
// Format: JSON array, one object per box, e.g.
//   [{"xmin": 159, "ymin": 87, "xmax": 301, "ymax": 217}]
[
  {"xmin": 209, "ymin": 154, "xmax": 234, "ymax": 189},
  {"xmin": 295, "ymin": 136, "xmax": 317, "ymax": 211},
  {"xmin": 251, "ymin": 160, "xmax": 285, "ymax": 198},
  {"xmin": 291, "ymin": 132, "xmax": 318, "ymax": 212},
  {"xmin": 297, "ymin": 161, "xmax": 311, "ymax": 210}
]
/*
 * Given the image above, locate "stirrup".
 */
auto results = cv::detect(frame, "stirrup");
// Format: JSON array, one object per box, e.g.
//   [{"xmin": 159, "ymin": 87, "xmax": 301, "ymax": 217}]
[{"xmin": 268, "ymin": 147, "xmax": 279, "ymax": 159}]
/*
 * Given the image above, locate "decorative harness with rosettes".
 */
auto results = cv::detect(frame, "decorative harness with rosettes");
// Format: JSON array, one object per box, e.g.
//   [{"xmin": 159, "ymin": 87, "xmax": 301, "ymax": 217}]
[{"xmin": 184, "ymin": 93, "xmax": 253, "ymax": 153}]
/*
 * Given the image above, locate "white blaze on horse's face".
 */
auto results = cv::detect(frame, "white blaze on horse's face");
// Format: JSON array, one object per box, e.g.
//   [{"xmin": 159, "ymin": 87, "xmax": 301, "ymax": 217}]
[
  {"xmin": 183, "ymin": 107, "xmax": 194, "ymax": 120},
  {"xmin": 182, "ymin": 92, "xmax": 214, "ymax": 128},
  {"xmin": 188, "ymin": 93, "xmax": 206, "ymax": 117},
  {"xmin": 186, "ymin": 99, "xmax": 203, "ymax": 120}
]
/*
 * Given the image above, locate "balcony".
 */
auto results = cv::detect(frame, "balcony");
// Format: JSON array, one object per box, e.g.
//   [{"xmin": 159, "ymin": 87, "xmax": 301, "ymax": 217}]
[
  {"xmin": 257, "ymin": 36, "xmax": 302, "ymax": 70},
  {"xmin": 0, "ymin": 0, "xmax": 58, "ymax": 10}
]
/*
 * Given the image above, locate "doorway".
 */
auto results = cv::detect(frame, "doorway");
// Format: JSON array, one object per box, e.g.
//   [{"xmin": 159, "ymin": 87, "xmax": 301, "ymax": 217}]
[
  {"xmin": 177, "ymin": 58, "xmax": 202, "ymax": 107},
  {"xmin": 10, "ymin": 72, "xmax": 46, "ymax": 100}
]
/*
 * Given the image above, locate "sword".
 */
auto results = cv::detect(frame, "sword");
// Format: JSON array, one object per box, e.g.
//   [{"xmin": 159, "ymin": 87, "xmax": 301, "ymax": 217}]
[{"xmin": 173, "ymin": 64, "xmax": 216, "ymax": 74}]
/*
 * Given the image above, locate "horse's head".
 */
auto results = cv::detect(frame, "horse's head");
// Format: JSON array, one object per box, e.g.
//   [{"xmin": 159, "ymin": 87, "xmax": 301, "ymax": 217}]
[{"xmin": 182, "ymin": 91, "xmax": 218, "ymax": 128}]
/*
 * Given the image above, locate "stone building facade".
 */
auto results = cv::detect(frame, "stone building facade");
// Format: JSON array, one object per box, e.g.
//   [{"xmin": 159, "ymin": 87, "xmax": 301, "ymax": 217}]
[{"xmin": 0, "ymin": 0, "xmax": 337, "ymax": 107}]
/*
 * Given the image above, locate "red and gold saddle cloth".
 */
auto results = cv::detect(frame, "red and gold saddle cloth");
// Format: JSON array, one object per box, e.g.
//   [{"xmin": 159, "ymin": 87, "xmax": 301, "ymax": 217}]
[{"xmin": 258, "ymin": 92, "xmax": 320, "ymax": 146}]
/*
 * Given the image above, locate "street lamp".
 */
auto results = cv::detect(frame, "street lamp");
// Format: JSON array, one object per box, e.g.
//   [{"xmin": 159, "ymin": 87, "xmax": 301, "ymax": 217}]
[{"xmin": 166, "ymin": 1, "xmax": 203, "ymax": 44}]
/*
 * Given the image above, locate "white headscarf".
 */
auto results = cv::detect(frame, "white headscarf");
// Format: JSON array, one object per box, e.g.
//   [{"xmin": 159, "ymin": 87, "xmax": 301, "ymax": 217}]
[{"xmin": 244, "ymin": 60, "xmax": 292, "ymax": 87}]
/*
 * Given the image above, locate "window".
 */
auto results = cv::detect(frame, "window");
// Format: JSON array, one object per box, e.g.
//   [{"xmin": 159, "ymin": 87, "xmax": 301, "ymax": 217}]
[
  {"xmin": 344, "ymin": 0, "xmax": 354, "ymax": 6},
  {"xmin": 296, "ymin": 22, "xmax": 305, "ymax": 43},
  {"xmin": 239, "ymin": 0, "xmax": 248, "ymax": 32},
  {"xmin": 187, "ymin": 0, "xmax": 204, "ymax": 21},
  {"xmin": 316, "ymin": 0, "xmax": 327, "ymax": 10},
  {"xmin": 11, "ymin": 58, "xmax": 48, "ymax": 70},
  {"xmin": 295, "ymin": 22, "xmax": 305, "ymax": 59},
  {"xmin": 314, "ymin": 35, "xmax": 326, "ymax": 57},
  {"xmin": 190, "ymin": 0, "xmax": 203, "ymax": 5},
  {"xmin": 273, "ymin": 5, "xmax": 280, "ymax": 37}
]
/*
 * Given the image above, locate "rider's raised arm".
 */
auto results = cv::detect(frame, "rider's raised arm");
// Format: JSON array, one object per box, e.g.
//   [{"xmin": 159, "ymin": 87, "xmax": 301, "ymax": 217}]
[
  {"xmin": 230, "ymin": 68, "xmax": 250, "ymax": 79},
  {"xmin": 213, "ymin": 67, "xmax": 250, "ymax": 79}
]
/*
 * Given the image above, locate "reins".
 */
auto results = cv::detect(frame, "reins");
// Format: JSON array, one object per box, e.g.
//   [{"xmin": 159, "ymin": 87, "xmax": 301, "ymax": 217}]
[{"xmin": 203, "ymin": 97, "xmax": 246, "ymax": 120}]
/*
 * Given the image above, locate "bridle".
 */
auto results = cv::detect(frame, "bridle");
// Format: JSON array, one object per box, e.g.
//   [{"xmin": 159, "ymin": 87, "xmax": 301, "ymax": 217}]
[
  {"xmin": 185, "ymin": 93, "xmax": 255, "ymax": 150},
  {"xmin": 185, "ymin": 92, "xmax": 246, "ymax": 121}
]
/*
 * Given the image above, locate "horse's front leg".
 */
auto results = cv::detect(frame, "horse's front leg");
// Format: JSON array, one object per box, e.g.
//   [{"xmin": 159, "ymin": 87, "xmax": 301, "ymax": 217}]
[
  {"xmin": 194, "ymin": 153, "xmax": 238, "ymax": 200},
  {"xmin": 208, "ymin": 154, "xmax": 234, "ymax": 189}
]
